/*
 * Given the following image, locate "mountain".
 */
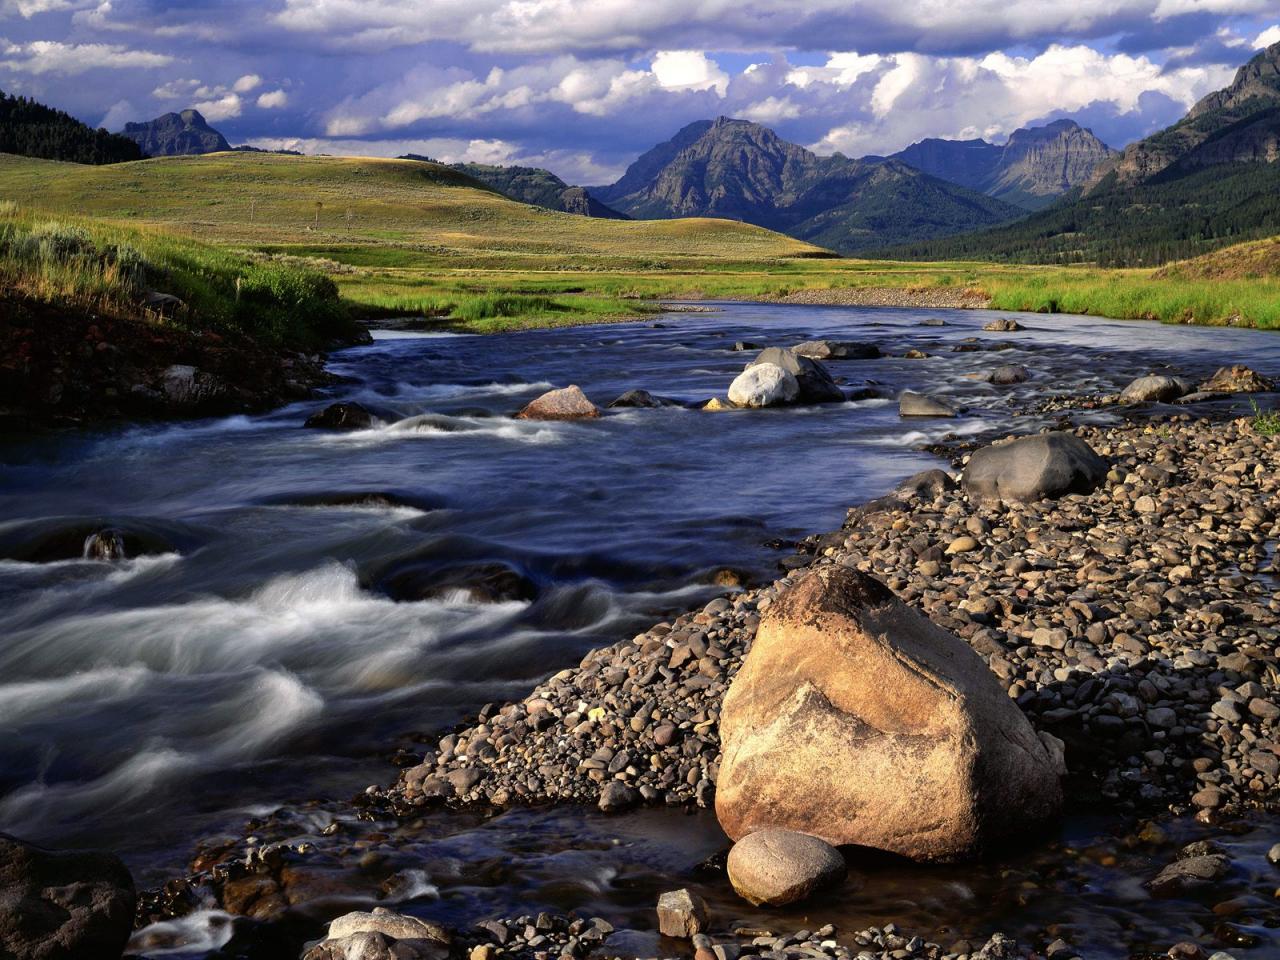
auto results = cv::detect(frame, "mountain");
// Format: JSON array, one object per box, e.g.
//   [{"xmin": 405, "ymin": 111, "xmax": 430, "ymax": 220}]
[
  {"xmin": 591, "ymin": 117, "xmax": 1020, "ymax": 254},
  {"xmin": 884, "ymin": 43, "xmax": 1280, "ymax": 267},
  {"xmin": 0, "ymin": 89, "xmax": 142, "ymax": 164},
  {"xmin": 1094, "ymin": 41, "xmax": 1280, "ymax": 189},
  {"xmin": 891, "ymin": 120, "xmax": 1117, "ymax": 209},
  {"xmin": 119, "ymin": 109, "xmax": 230, "ymax": 157},
  {"xmin": 436, "ymin": 161, "xmax": 626, "ymax": 218}
]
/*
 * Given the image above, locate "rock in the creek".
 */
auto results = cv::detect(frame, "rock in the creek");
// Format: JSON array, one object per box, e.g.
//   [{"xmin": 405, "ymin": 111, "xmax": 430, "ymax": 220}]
[
  {"xmin": 792, "ymin": 340, "xmax": 880, "ymax": 360},
  {"xmin": 716, "ymin": 567, "xmax": 1064, "ymax": 861},
  {"xmin": 515, "ymin": 385, "xmax": 600, "ymax": 421},
  {"xmin": 656, "ymin": 889, "xmax": 708, "ymax": 938},
  {"xmin": 84, "ymin": 528, "xmax": 127, "ymax": 561},
  {"xmin": 378, "ymin": 561, "xmax": 538, "ymax": 604},
  {"xmin": 962, "ymin": 432, "xmax": 1107, "ymax": 502},
  {"xmin": 726, "ymin": 829, "xmax": 847, "ymax": 906},
  {"xmin": 987, "ymin": 364, "xmax": 1029, "ymax": 385},
  {"xmin": 1148, "ymin": 855, "xmax": 1231, "ymax": 897},
  {"xmin": 701, "ymin": 397, "xmax": 735, "ymax": 411},
  {"xmin": 898, "ymin": 391, "xmax": 956, "ymax": 418},
  {"xmin": 731, "ymin": 341, "xmax": 761, "ymax": 352},
  {"xmin": 305, "ymin": 401, "xmax": 375, "ymax": 430},
  {"xmin": 728, "ymin": 363, "xmax": 799, "ymax": 408},
  {"xmin": 1199, "ymin": 365, "xmax": 1273, "ymax": 393},
  {"xmin": 982, "ymin": 318, "xmax": 1024, "ymax": 332},
  {"xmin": 608, "ymin": 389, "xmax": 679, "ymax": 409},
  {"xmin": 895, "ymin": 469, "xmax": 956, "ymax": 501},
  {"xmin": 920, "ymin": 318, "xmax": 947, "ymax": 327},
  {"xmin": 1119, "ymin": 375, "xmax": 1189, "ymax": 404},
  {"xmin": 746, "ymin": 347, "xmax": 845, "ymax": 404},
  {"xmin": 1175, "ymin": 391, "xmax": 1229, "ymax": 405},
  {"xmin": 598, "ymin": 781, "xmax": 639, "ymax": 813},
  {"xmin": 304, "ymin": 908, "xmax": 451, "ymax": 960},
  {"xmin": 0, "ymin": 832, "xmax": 136, "ymax": 960}
]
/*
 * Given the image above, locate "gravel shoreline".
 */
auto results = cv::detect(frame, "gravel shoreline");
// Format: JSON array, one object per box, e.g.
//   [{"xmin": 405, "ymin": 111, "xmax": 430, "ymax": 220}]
[{"xmin": 382, "ymin": 413, "xmax": 1280, "ymax": 822}]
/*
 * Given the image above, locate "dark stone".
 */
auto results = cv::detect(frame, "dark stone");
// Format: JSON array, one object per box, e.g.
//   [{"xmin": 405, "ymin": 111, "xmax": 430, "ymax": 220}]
[
  {"xmin": 0, "ymin": 833, "xmax": 136, "ymax": 960},
  {"xmin": 304, "ymin": 402, "xmax": 375, "ymax": 430},
  {"xmin": 962, "ymin": 432, "xmax": 1107, "ymax": 502},
  {"xmin": 378, "ymin": 561, "xmax": 538, "ymax": 604},
  {"xmin": 608, "ymin": 390, "xmax": 679, "ymax": 409},
  {"xmin": 746, "ymin": 348, "xmax": 844, "ymax": 404}
]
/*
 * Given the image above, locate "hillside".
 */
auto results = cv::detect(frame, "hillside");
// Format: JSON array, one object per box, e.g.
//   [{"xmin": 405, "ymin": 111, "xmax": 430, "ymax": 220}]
[
  {"xmin": 1155, "ymin": 234, "xmax": 1280, "ymax": 280},
  {"xmin": 444, "ymin": 161, "xmax": 626, "ymax": 218},
  {"xmin": 891, "ymin": 120, "xmax": 1116, "ymax": 209},
  {"xmin": 884, "ymin": 43, "xmax": 1280, "ymax": 267},
  {"xmin": 591, "ymin": 117, "xmax": 1020, "ymax": 253},
  {"xmin": 0, "ymin": 90, "xmax": 142, "ymax": 165},
  {"xmin": 120, "ymin": 109, "xmax": 231, "ymax": 156},
  {"xmin": 0, "ymin": 151, "xmax": 825, "ymax": 262}
]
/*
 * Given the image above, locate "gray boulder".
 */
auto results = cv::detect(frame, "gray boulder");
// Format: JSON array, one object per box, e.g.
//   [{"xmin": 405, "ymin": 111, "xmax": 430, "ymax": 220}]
[
  {"xmin": 726, "ymin": 830, "xmax": 846, "ymax": 906},
  {"xmin": 962, "ymin": 433, "xmax": 1107, "ymax": 502},
  {"xmin": 1199, "ymin": 365, "xmax": 1273, "ymax": 393},
  {"xmin": 728, "ymin": 364, "xmax": 799, "ymax": 408},
  {"xmin": 0, "ymin": 833, "xmax": 136, "ymax": 960},
  {"xmin": 792, "ymin": 340, "xmax": 880, "ymax": 360},
  {"xmin": 303, "ymin": 909, "xmax": 451, "ymax": 960},
  {"xmin": 1119, "ymin": 375, "xmax": 1189, "ymax": 404},
  {"xmin": 305, "ymin": 402, "xmax": 375, "ymax": 430},
  {"xmin": 899, "ymin": 391, "xmax": 956, "ymax": 418},
  {"xmin": 982, "ymin": 318, "xmax": 1024, "ymax": 332},
  {"xmin": 608, "ymin": 389, "xmax": 678, "ymax": 409},
  {"xmin": 987, "ymin": 365, "xmax": 1029, "ymax": 385},
  {"xmin": 161, "ymin": 364, "xmax": 225, "ymax": 407},
  {"xmin": 747, "ymin": 348, "xmax": 844, "ymax": 404}
]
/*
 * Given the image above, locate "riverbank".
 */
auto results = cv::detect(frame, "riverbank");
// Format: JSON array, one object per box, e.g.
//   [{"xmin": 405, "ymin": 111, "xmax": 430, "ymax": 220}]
[{"xmin": 133, "ymin": 403, "xmax": 1280, "ymax": 960}]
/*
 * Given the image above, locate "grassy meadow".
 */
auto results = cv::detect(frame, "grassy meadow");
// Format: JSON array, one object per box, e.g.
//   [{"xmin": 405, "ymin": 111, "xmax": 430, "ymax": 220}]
[{"xmin": 1, "ymin": 151, "xmax": 1277, "ymax": 333}]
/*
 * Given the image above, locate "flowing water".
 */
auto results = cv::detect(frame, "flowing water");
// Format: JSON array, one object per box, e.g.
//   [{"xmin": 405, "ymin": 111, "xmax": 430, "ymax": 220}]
[{"xmin": 3, "ymin": 304, "xmax": 1280, "ymax": 958}]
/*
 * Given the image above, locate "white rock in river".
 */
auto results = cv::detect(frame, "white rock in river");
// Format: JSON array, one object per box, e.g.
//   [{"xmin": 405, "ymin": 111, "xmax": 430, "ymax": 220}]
[{"xmin": 728, "ymin": 363, "xmax": 799, "ymax": 408}]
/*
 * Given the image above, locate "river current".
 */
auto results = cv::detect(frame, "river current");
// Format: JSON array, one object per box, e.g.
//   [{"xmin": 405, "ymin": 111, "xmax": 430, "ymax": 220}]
[{"xmin": 3, "ymin": 303, "xmax": 1280, "ymax": 958}]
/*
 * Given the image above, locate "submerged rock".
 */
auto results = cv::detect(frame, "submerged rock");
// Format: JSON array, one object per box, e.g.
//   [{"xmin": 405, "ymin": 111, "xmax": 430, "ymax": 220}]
[
  {"xmin": 716, "ymin": 567, "xmax": 1064, "ymax": 861},
  {"xmin": 84, "ymin": 528, "xmax": 127, "ymax": 561},
  {"xmin": 987, "ymin": 364, "xmax": 1029, "ymax": 385},
  {"xmin": 746, "ymin": 347, "xmax": 844, "ymax": 404},
  {"xmin": 898, "ymin": 391, "xmax": 957, "ymax": 418},
  {"xmin": 305, "ymin": 402, "xmax": 375, "ymax": 430},
  {"xmin": 792, "ymin": 340, "xmax": 880, "ymax": 360},
  {"xmin": 962, "ymin": 432, "xmax": 1107, "ymax": 502},
  {"xmin": 0, "ymin": 832, "xmax": 136, "ymax": 960},
  {"xmin": 514, "ymin": 385, "xmax": 600, "ymax": 421},
  {"xmin": 728, "ymin": 364, "xmax": 799, "ymax": 408},
  {"xmin": 1119, "ymin": 375, "xmax": 1188, "ymax": 404},
  {"xmin": 608, "ymin": 389, "xmax": 679, "ymax": 409},
  {"xmin": 378, "ymin": 561, "xmax": 537, "ymax": 604},
  {"xmin": 726, "ymin": 829, "xmax": 846, "ymax": 906}
]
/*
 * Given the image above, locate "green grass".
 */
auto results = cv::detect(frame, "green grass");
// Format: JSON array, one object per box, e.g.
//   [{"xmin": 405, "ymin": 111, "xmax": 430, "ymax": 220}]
[
  {"xmin": 1252, "ymin": 399, "xmax": 1280, "ymax": 437},
  {"xmin": 0, "ymin": 203, "xmax": 357, "ymax": 347},
  {"xmin": 1, "ymin": 151, "xmax": 1278, "ymax": 333}
]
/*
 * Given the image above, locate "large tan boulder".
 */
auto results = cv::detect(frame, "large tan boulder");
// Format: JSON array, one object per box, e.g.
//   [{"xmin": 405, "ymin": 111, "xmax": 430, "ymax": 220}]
[
  {"xmin": 716, "ymin": 567, "xmax": 1064, "ymax": 861},
  {"xmin": 514, "ymin": 385, "xmax": 600, "ymax": 421}
]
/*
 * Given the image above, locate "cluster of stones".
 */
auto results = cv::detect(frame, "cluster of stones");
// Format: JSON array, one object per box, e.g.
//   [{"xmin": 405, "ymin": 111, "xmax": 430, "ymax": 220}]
[
  {"xmin": 387, "ymin": 414, "xmax": 1280, "ymax": 820},
  {"xmin": 458, "ymin": 913, "xmax": 1032, "ymax": 960}
]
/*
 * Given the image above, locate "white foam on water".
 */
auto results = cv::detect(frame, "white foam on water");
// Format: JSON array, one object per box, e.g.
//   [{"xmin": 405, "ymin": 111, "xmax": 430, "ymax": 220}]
[
  {"xmin": 369, "ymin": 329, "xmax": 473, "ymax": 340},
  {"xmin": 0, "ymin": 664, "xmax": 153, "ymax": 724},
  {"xmin": 382, "ymin": 868, "xmax": 440, "ymax": 902},
  {"xmin": 128, "ymin": 910, "xmax": 235, "ymax": 956}
]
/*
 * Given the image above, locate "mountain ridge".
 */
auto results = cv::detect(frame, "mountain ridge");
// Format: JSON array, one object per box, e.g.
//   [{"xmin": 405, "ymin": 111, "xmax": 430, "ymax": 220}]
[{"xmin": 120, "ymin": 109, "xmax": 231, "ymax": 157}]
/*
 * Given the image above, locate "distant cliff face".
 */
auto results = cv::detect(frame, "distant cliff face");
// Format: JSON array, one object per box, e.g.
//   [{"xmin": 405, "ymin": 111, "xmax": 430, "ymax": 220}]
[
  {"xmin": 891, "ymin": 120, "xmax": 1116, "ymax": 209},
  {"xmin": 120, "ymin": 110, "xmax": 230, "ymax": 157},
  {"xmin": 591, "ymin": 116, "xmax": 1019, "ymax": 253},
  {"xmin": 1092, "ymin": 41, "xmax": 1280, "ymax": 189}
]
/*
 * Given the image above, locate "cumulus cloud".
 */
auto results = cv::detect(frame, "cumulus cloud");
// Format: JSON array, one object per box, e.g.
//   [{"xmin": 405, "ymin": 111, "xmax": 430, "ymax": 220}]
[
  {"xmin": 232, "ymin": 73, "xmax": 261, "ymax": 92},
  {"xmin": 651, "ymin": 50, "xmax": 728, "ymax": 95},
  {"xmin": 0, "ymin": 0, "xmax": 95, "ymax": 16},
  {"xmin": 0, "ymin": 38, "xmax": 172, "ymax": 74},
  {"xmin": 193, "ymin": 92, "xmax": 241, "ymax": 121},
  {"xmin": 1256, "ymin": 24, "xmax": 1280, "ymax": 47},
  {"xmin": 257, "ymin": 88, "xmax": 288, "ymax": 109}
]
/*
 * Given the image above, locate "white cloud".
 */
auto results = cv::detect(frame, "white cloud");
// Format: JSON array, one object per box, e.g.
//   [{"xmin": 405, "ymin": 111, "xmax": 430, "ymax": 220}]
[
  {"xmin": 153, "ymin": 78, "xmax": 201, "ymax": 99},
  {"xmin": 257, "ymin": 88, "xmax": 289, "ymax": 109},
  {"xmin": 651, "ymin": 50, "xmax": 728, "ymax": 96},
  {"xmin": 98, "ymin": 97, "xmax": 133, "ymax": 130},
  {"xmin": 0, "ymin": 0, "xmax": 95, "ymax": 18},
  {"xmin": 739, "ymin": 95, "xmax": 802, "ymax": 122},
  {"xmin": 0, "ymin": 38, "xmax": 172, "ymax": 74},
  {"xmin": 193, "ymin": 92, "xmax": 241, "ymax": 121},
  {"xmin": 786, "ymin": 52, "xmax": 882, "ymax": 88},
  {"xmin": 232, "ymin": 73, "xmax": 262, "ymax": 93},
  {"xmin": 1256, "ymin": 24, "xmax": 1280, "ymax": 47}
]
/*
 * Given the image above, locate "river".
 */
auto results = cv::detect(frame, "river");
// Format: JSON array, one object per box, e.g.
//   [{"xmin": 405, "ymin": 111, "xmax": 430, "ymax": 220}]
[{"xmin": 3, "ymin": 303, "xmax": 1279, "ymax": 958}]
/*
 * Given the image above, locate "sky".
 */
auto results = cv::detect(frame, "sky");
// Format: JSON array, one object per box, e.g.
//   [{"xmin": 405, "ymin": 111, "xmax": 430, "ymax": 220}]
[{"xmin": 2, "ymin": 1, "xmax": 1279, "ymax": 185}]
